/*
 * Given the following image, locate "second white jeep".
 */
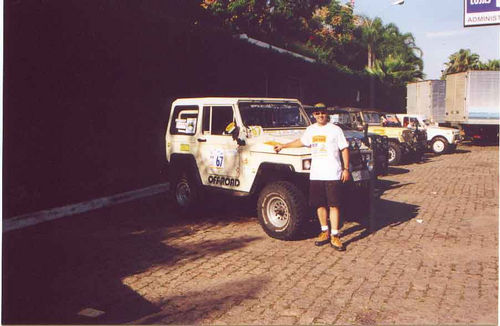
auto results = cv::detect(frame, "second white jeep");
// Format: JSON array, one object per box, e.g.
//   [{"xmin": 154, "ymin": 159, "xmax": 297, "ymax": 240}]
[
  {"xmin": 395, "ymin": 114, "xmax": 461, "ymax": 154},
  {"xmin": 165, "ymin": 97, "xmax": 375, "ymax": 240}
]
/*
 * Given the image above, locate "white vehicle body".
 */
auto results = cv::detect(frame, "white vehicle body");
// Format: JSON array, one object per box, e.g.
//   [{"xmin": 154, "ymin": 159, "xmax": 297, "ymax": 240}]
[{"xmin": 395, "ymin": 113, "xmax": 461, "ymax": 154}]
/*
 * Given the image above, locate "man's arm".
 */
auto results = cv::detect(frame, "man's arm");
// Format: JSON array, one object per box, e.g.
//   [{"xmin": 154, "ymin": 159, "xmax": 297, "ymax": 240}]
[
  {"xmin": 341, "ymin": 147, "xmax": 350, "ymax": 182},
  {"xmin": 274, "ymin": 139, "xmax": 305, "ymax": 153}
]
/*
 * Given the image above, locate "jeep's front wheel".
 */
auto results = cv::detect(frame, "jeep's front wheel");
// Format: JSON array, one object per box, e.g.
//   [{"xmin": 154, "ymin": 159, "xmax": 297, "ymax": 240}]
[
  {"xmin": 257, "ymin": 181, "xmax": 307, "ymax": 240},
  {"xmin": 388, "ymin": 141, "xmax": 402, "ymax": 165},
  {"xmin": 431, "ymin": 137, "xmax": 449, "ymax": 154},
  {"xmin": 172, "ymin": 170, "xmax": 203, "ymax": 215}
]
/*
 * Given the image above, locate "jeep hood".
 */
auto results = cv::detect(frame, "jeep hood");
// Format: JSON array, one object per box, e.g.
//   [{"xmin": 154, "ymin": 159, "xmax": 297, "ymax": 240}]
[
  {"xmin": 427, "ymin": 125, "xmax": 458, "ymax": 133},
  {"xmin": 245, "ymin": 128, "xmax": 363, "ymax": 155},
  {"xmin": 368, "ymin": 126, "xmax": 408, "ymax": 133},
  {"xmin": 343, "ymin": 130, "xmax": 365, "ymax": 139},
  {"xmin": 246, "ymin": 130, "xmax": 311, "ymax": 155}
]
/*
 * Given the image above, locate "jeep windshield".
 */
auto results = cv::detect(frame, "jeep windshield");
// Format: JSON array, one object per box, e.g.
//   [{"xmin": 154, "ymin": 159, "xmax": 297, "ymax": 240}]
[
  {"xmin": 384, "ymin": 114, "xmax": 403, "ymax": 127},
  {"xmin": 362, "ymin": 112, "xmax": 383, "ymax": 125},
  {"xmin": 238, "ymin": 102, "xmax": 309, "ymax": 128}
]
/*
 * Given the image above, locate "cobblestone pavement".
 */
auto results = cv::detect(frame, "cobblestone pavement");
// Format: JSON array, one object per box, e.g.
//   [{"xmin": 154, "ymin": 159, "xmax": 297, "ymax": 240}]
[{"xmin": 3, "ymin": 143, "xmax": 498, "ymax": 325}]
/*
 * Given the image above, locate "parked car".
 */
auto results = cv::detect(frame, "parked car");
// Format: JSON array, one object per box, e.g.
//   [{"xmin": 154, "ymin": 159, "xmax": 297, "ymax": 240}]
[
  {"xmin": 394, "ymin": 114, "xmax": 461, "ymax": 154},
  {"xmin": 340, "ymin": 107, "xmax": 427, "ymax": 165}
]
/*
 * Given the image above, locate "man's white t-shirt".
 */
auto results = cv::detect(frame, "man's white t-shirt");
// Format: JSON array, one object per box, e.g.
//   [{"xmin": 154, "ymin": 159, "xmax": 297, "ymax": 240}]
[{"xmin": 300, "ymin": 123, "xmax": 348, "ymax": 181}]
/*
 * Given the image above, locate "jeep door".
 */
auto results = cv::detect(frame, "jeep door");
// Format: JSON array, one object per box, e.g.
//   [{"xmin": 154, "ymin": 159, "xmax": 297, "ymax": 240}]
[{"xmin": 197, "ymin": 105, "xmax": 241, "ymax": 187}]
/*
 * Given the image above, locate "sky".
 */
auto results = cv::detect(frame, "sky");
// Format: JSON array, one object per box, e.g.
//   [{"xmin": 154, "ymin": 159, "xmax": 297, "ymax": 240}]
[{"xmin": 353, "ymin": 0, "xmax": 500, "ymax": 79}]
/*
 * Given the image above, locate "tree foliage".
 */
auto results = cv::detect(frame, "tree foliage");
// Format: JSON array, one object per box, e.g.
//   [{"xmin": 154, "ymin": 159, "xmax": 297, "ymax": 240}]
[
  {"xmin": 200, "ymin": 0, "xmax": 329, "ymax": 42},
  {"xmin": 307, "ymin": 2, "xmax": 356, "ymax": 66},
  {"xmin": 358, "ymin": 16, "xmax": 423, "ymax": 85},
  {"xmin": 200, "ymin": 0, "xmax": 424, "ymax": 87},
  {"xmin": 441, "ymin": 49, "xmax": 499, "ymax": 78}
]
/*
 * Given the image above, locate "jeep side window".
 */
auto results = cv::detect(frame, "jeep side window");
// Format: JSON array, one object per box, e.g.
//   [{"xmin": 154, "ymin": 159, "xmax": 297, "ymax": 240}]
[
  {"xmin": 356, "ymin": 114, "xmax": 362, "ymax": 124},
  {"xmin": 170, "ymin": 105, "xmax": 199, "ymax": 135},
  {"xmin": 202, "ymin": 106, "xmax": 210, "ymax": 135},
  {"xmin": 410, "ymin": 117, "xmax": 419, "ymax": 127},
  {"xmin": 202, "ymin": 106, "xmax": 234, "ymax": 135}
]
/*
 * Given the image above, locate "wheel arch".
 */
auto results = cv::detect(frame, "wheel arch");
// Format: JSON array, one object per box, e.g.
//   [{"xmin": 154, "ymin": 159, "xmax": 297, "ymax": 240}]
[
  {"xmin": 250, "ymin": 162, "xmax": 299, "ymax": 195},
  {"xmin": 430, "ymin": 135, "xmax": 449, "ymax": 144},
  {"xmin": 169, "ymin": 153, "xmax": 203, "ymax": 185}
]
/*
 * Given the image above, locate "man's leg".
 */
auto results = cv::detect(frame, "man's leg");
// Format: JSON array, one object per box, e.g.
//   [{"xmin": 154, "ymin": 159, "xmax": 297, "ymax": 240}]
[
  {"xmin": 329, "ymin": 206, "xmax": 345, "ymax": 251},
  {"xmin": 325, "ymin": 180, "xmax": 346, "ymax": 252},
  {"xmin": 310, "ymin": 181, "xmax": 330, "ymax": 246},
  {"xmin": 318, "ymin": 206, "xmax": 328, "ymax": 228},
  {"xmin": 314, "ymin": 206, "xmax": 330, "ymax": 246},
  {"xmin": 329, "ymin": 206, "xmax": 340, "ymax": 235}
]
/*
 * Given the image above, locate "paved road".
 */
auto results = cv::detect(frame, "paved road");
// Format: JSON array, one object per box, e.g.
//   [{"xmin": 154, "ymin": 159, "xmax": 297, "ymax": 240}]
[{"xmin": 3, "ymin": 143, "xmax": 498, "ymax": 325}]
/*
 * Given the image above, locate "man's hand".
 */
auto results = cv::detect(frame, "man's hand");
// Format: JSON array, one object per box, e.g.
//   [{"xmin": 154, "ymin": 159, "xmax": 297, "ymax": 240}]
[
  {"xmin": 341, "ymin": 169, "xmax": 350, "ymax": 183},
  {"xmin": 274, "ymin": 144, "xmax": 283, "ymax": 153}
]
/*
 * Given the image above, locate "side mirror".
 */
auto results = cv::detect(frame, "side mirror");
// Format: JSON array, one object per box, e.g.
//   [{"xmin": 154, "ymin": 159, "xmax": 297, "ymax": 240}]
[
  {"xmin": 225, "ymin": 122, "xmax": 246, "ymax": 146},
  {"xmin": 363, "ymin": 123, "xmax": 370, "ymax": 146}
]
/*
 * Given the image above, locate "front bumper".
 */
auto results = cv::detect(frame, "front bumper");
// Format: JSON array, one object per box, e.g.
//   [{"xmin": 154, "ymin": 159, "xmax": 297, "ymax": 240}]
[
  {"xmin": 452, "ymin": 133, "xmax": 462, "ymax": 144},
  {"xmin": 350, "ymin": 149, "xmax": 373, "ymax": 182}
]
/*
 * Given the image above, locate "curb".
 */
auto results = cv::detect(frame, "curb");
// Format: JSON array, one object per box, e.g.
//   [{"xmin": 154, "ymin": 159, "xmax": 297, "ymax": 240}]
[{"xmin": 3, "ymin": 183, "xmax": 170, "ymax": 233}]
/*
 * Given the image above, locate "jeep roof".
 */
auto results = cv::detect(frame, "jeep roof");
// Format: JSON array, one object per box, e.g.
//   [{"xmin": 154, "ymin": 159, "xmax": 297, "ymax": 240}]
[{"xmin": 172, "ymin": 97, "xmax": 302, "ymax": 107}]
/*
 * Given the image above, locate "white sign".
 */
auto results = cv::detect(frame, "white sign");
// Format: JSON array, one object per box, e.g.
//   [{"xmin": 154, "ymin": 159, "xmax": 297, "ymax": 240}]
[{"xmin": 464, "ymin": 0, "xmax": 500, "ymax": 26}]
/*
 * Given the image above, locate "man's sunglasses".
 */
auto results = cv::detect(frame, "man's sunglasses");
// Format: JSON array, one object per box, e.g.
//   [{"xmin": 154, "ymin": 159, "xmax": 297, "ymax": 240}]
[{"xmin": 313, "ymin": 111, "xmax": 327, "ymax": 115}]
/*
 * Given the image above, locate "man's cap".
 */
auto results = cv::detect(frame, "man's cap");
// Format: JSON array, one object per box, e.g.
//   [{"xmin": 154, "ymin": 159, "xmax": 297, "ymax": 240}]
[{"xmin": 312, "ymin": 103, "xmax": 327, "ymax": 112}]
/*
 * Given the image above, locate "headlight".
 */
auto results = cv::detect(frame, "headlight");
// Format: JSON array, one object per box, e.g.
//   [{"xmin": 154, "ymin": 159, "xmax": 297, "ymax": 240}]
[
  {"xmin": 361, "ymin": 152, "xmax": 374, "ymax": 171},
  {"xmin": 367, "ymin": 160, "xmax": 374, "ymax": 172},
  {"xmin": 302, "ymin": 159, "xmax": 311, "ymax": 170},
  {"xmin": 349, "ymin": 137, "xmax": 363, "ymax": 149}
]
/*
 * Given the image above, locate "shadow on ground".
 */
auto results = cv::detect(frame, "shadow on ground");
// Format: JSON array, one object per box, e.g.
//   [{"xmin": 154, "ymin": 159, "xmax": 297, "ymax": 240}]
[
  {"xmin": 131, "ymin": 276, "xmax": 269, "ymax": 324},
  {"xmin": 460, "ymin": 140, "xmax": 499, "ymax": 147},
  {"xmin": 2, "ymin": 194, "xmax": 262, "ymax": 324},
  {"xmin": 342, "ymin": 198, "xmax": 419, "ymax": 248},
  {"xmin": 3, "ymin": 178, "xmax": 420, "ymax": 323},
  {"xmin": 386, "ymin": 167, "xmax": 410, "ymax": 176}
]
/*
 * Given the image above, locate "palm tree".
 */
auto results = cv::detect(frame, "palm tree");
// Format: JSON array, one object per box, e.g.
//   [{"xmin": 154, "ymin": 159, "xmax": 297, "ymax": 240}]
[
  {"xmin": 358, "ymin": 16, "xmax": 384, "ymax": 69},
  {"xmin": 366, "ymin": 54, "xmax": 424, "ymax": 86},
  {"xmin": 479, "ymin": 59, "xmax": 500, "ymax": 71},
  {"xmin": 443, "ymin": 49, "xmax": 480, "ymax": 76}
]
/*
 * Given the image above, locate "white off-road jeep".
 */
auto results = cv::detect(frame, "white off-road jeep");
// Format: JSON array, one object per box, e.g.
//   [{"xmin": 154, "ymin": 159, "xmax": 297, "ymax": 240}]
[
  {"xmin": 165, "ymin": 98, "xmax": 374, "ymax": 240},
  {"xmin": 395, "ymin": 114, "xmax": 461, "ymax": 154}
]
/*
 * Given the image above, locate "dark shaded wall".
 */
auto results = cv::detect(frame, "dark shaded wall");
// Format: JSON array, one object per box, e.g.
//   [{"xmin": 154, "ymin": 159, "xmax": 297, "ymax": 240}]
[{"xmin": 4, "ymin": 0, "xmax": 403, "ymax": 217}]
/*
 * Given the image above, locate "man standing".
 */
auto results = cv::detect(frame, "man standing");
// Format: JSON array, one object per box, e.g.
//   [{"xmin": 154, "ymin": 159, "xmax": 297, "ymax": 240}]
[{"xmin": 274, "ymin": 103, "xmax": 350, "ymax": 251}]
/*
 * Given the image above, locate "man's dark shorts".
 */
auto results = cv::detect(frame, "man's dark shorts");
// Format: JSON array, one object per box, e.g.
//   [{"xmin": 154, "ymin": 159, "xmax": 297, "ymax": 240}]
[{"xmin": 309, "ymin": 180, "xmax": 343, "ymax": 208}]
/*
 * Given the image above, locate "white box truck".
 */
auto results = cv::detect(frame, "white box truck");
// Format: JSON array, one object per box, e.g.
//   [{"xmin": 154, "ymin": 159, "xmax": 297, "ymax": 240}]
[
  {"xmin": 406, "ymin": 71, "xmax": 499, "ymax": 141},
  {"xmin": 445, "ymin": 70, "xmax": 499, "ymax": 141},
  {"xmin": 407, "ymin": 80, "xmax": 446, "ymax": 124}
]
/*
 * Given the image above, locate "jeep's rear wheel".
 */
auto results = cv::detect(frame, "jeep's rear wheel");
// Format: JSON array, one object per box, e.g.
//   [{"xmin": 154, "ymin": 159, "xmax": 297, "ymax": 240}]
[
  {"xmin": 257, "ymin": 181, "xmax": 307, "ymax": 240},
  {"xmin": 388, "ymin": 142, "xmax": 402, "ymax": 165},
  {"xmin": 172, "ymin": 170, "xmax": 203, "ymax": 215}
]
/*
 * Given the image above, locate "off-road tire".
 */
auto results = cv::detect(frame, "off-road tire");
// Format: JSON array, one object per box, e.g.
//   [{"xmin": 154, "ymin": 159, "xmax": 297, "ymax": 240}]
[
  {"xmin": 388, "ymin": 141, "xmax": 402, "ymax": 166},
  {"xmin": 172, "ymin": 169, "xmax": 204, "ymax": 216},
  {"xmin": 257, "ymin": 181, "xmax": 308, "ymax": 240},
  {"xmin": 431, "ymin": 137, "xmax": 449, "ymax": 155}
]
